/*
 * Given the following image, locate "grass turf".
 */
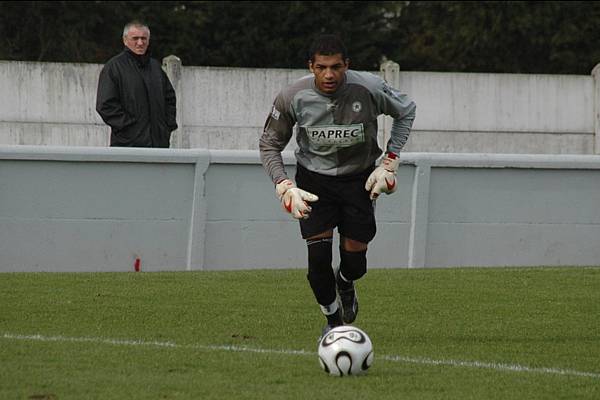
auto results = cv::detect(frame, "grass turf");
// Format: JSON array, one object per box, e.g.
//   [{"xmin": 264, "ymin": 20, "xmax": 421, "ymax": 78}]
[{"xmin": 1, "ymin": 267, "xmax": 599, "ymax": 399}]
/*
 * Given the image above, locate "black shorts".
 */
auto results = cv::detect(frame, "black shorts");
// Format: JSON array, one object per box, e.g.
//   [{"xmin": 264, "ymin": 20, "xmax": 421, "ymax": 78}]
[{"xmin": 295, "ymin": 164, "xmax": 376, "ymax": 244}]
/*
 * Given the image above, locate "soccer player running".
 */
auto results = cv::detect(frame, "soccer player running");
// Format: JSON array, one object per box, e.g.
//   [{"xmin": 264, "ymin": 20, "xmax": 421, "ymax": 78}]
[{"xmin": 259, "ymin": 34, "xmax": 416, "ymax": 337}]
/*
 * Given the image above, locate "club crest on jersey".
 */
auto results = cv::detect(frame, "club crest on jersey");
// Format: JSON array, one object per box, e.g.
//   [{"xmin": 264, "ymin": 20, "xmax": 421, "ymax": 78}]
[
  {"xmin": 305, "ymin": 124, "xmax": 365, "ymax": 147},
  {"xmin": 352, "ymin": 101, "xmax": 362, "ymax": 112}
]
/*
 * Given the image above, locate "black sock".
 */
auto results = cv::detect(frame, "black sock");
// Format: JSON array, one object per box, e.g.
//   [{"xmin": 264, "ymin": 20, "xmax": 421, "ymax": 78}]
[
  {"xmin": 326, "ymin": 309, "xmax": 343, "ymax": 326},
  {"xmin": 337, "ymin": 270, "xmax": 353, "ymax": 291}
]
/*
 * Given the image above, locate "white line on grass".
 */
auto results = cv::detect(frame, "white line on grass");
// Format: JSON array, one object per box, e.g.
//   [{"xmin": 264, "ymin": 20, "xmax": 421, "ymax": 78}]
[
  {"xmin": 380, "ymin": 354, "xmax": 600, "ymax": 380},
  {"xmin": 3, "ymin": 332, "xmax": 599, "ymax": 380}
]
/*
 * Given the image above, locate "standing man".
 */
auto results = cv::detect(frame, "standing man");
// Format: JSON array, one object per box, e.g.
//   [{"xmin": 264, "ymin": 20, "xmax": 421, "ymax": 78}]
[
  {"xmin": 259, "ymin": 34, "xmax": 416, "ymax": 336},
  {"xmin": 96, "ymin": 20, "xmax": 177, "ymax": 148}
]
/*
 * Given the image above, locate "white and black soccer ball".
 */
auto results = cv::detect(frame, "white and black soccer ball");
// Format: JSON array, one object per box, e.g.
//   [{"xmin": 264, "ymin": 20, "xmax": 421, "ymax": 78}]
[{"xmin": 317, "ymin": 325, "xmax": 374, "ymax": 376}]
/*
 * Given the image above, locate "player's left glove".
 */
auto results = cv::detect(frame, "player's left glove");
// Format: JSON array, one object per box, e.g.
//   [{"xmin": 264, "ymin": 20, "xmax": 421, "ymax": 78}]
[
  {"xmin": 365, "ymin": 152, "xmax": 400, "ymax": 200},
  {"xmin": 275, "ymin": 179, "xmax": 319, "ymax": 219}
]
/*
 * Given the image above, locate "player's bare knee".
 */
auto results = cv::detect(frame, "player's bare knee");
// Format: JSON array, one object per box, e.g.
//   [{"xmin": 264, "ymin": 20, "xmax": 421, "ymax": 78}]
[
  {"xmin": 341, "ymin": 236, "xmax": 368, "ymax": 252},
  {"xmin": 307, "ymin": 230, "xmax": 334, "ymax": 241}
]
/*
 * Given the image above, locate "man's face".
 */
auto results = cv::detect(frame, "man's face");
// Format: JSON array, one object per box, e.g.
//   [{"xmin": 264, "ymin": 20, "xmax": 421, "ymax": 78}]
[
  {"xmin": 309, "ymin": 53, "xmax": 349, "ymax": 94},
  {"xmin": 123, "ymin": 26, "xmax": 150, "ymax": 55}
]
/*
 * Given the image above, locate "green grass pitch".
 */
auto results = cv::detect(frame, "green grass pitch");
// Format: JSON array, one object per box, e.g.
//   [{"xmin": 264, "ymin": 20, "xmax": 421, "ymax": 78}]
[{"xmin": 1, "ymin": 267, "xmax": 599, "ymax": 399}]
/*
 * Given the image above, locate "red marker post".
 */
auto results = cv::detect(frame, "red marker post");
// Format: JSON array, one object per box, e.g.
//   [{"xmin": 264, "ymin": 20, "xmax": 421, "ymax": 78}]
[{"xmin": 134, "ymin": 257, "xmax": 141, "ymax": 272}]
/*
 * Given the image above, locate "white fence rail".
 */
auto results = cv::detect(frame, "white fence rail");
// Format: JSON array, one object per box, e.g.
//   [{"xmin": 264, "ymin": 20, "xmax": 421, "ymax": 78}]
[{"xmin": 1, "ymin": 146, "xmax": 599, "ymax": 272}]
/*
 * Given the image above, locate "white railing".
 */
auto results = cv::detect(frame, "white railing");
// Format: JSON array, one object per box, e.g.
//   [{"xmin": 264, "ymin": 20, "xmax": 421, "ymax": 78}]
[{"xmin": 2, "ymin": 145, "xmax": 599, "ymax": 272}]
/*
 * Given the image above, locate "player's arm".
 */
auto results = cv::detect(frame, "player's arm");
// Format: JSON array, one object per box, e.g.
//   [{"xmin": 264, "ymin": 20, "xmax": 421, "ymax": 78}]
[
  {"xmin": 365, "ymin": 80, "xmax": 416, "ymax": 199},
  {"xmin": 259, "ymin": 97, "xmax": 318, "ymax": 219},
  {"xmin": 259, "ymin": 96, "xmax": 294, "ymax": 184}
]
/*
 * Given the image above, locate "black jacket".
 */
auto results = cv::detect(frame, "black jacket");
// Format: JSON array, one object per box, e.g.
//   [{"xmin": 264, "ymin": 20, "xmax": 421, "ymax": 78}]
[{"xmin": 96, "ymin": 49, "xmax": 177, "ymax": 148}]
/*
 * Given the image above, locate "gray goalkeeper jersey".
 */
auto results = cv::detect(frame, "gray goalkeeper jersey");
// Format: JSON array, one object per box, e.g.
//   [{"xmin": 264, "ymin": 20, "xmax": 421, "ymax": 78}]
[{"xmin": 259, "ymin": 70, "xmax": 416, "ymax": 184}]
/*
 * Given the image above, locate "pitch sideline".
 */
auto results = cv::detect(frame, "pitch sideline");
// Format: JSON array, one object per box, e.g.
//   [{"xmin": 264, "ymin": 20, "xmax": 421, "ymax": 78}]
[{"xmin": 2, "ymin": 332, "xmax": 599, "ymax": 380}]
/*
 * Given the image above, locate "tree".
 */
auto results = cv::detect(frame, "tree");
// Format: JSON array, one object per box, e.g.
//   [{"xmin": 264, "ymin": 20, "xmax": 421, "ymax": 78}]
[
  {"xmin": 152, "ymin": 1, "xmax": 399, "ymax": 69},
  {"xmin": 0, "ymin": 1, "xmax": 122, "ymax": 62},
  {"xmin": 1, "ymin": 1, "xmax": 599, "ymax": 74},
  {"xmin": 387, "ymin": 1, "xmax": 600, "ymax": 74}
]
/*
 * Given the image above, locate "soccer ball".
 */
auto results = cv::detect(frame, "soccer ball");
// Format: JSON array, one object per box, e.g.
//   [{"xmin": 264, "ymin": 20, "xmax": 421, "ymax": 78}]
[{"xmin": 317, "ymin": 325, "xmax": 374, "ymax": 376}]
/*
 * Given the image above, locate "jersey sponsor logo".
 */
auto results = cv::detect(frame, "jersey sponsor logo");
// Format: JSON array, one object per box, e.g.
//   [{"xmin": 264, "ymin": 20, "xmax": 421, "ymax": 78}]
[{"xmin": 305, "ymin": 124, "xmax": 365, "ymax": 147}]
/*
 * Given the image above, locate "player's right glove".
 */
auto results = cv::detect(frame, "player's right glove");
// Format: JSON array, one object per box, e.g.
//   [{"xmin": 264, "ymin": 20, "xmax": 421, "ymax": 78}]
[
  {"xmin": 365, "ymin": 152, "xmax": 400, "ymax": 200},
  {"xmin": 275, "ymin": 179, "xmax": 319, "ymax": 220}
]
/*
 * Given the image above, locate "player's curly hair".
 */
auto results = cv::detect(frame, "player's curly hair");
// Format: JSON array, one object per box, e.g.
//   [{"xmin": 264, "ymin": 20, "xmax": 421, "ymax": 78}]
[{"xmin": 308, "ymin": 34, "xmax": 348, "ymax": 63}]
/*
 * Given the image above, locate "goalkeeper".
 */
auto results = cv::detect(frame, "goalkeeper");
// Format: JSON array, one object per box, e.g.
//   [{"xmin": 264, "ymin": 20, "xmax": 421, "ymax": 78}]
[{"xmin": 259, "ymin": 34, "xmax": 416, "ymax": 336}]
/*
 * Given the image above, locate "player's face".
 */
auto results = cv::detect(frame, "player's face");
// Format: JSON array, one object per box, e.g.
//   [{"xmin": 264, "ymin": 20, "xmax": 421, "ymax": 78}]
[
  {"xmin": 123, "ymin": 26, "xmax": 150, "ymax": 55},
  {"xmin": 309, "ymin": 53, "xmax": 349, "ymax": 94}
]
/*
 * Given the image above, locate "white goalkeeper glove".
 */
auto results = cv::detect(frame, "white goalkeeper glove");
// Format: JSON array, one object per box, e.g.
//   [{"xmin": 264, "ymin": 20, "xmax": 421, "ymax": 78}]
[
  {"xmin": 275, "ymin": 179, "xmax": 319, "ymax": 219},
  {"xmin": 365, "ymin": 152, "xmax": 400, "ymax": 200}
]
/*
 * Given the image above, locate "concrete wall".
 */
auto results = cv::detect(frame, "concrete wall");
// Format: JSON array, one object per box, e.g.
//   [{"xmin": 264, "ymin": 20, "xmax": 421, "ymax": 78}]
[
  {"xmin": 2, "ymin": 145, "xmax": 599, "ymax": 272},
  {"xmin": 1, "ymin": 59, "xmax": 598, "ymax": 154},
  {"xmin": 0, "ymin": 61, "xmax": 107, "ymax": 146}
]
